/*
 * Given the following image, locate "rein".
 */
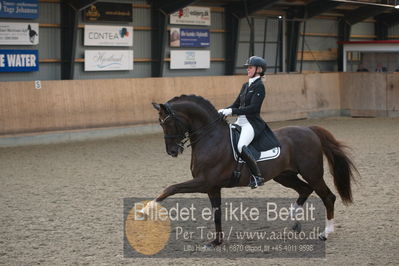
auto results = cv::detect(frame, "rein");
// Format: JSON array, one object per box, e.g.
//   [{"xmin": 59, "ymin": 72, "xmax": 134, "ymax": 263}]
[{"xmin": 160, "ymin": 103, "xmax": 223, "ymax": 149}]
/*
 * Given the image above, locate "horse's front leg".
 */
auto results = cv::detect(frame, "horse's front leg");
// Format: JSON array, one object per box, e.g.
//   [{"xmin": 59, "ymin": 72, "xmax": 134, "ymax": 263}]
[
  {"xmin": 205, "ymin": 188, "xmax": 223, "ymax": 247},
  {"xmin": 156, "ymin": 178, "xmax": 208, "ymax": 202},
  {"xmin": 141, "ymin": 178, "xmax": 208, "ymax": 214}
]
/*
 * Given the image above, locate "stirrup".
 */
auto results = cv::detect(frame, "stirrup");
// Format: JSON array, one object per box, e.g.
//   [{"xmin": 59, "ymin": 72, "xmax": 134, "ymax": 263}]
[{"xmin": 249, "ymin": 175, "xmax": 264, "ymax": 189}]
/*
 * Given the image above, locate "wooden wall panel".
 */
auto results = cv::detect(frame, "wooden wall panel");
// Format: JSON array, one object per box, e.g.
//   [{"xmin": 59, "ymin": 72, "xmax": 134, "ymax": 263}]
[
  {"xmin": 305, "ymin": 73, "xmax": 341, "ymax": 114},
  {"xmin": 1, "ymin": 73, "xmax": 398, "ymax": 135},
  {"xmin": 387, "ymin": 74, "xmax": 399, "ymax": 117},
  {"xmin": 340, "ymin": 73, "xmax": 387, "ymax": 117},
  {"xmin": 265, "ymin": 74, "xmax": 308, "ymax": 121}
]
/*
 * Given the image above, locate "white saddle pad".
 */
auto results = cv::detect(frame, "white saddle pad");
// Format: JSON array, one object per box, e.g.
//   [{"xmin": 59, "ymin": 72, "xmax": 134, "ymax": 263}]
[{"xmin": 229, "ymin": 124, "xmax": 281, "ymax": 162}]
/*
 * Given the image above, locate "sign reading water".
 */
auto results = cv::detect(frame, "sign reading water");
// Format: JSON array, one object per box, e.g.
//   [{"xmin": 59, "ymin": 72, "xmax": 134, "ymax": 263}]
[{"xmin": 0, "ymin": 49, "xmax": 39, "ymax": 72}]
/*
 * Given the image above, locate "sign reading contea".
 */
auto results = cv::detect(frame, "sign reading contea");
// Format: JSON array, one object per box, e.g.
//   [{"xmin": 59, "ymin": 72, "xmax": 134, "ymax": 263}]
[
  {"xmin": 0, "ymin": 22, "xmax": 39, "ymax": 45},
  {"xmin": 0, "ymin": 49, "xmax": 39, "ymax": 72},
  {"xmin": 84, "ymin": 25, "xmax": 133, "ymax": 46},
  {"xmin": 85, "ymin": 50, "xmax": 133, "ymax": 71}
]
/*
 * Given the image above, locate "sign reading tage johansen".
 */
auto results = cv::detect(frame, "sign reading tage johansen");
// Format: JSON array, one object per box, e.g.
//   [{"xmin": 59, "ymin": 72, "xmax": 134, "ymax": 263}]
[
  {"xmin": 84, "ymin": 25, "xmax": 133, "ymax": 46},
  {"xmin": 170, "ymin": 6, "xmax": 211, "ymax": 26},
  {"xmin": 0, "ymin": 0, "xmax": 38, "ymax": 19}
]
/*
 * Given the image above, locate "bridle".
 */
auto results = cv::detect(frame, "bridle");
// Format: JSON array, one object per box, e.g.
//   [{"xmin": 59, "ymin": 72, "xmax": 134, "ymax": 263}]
[{"xmin": 159, "ymin": 103, "xmax": 223, "ymax": 150}]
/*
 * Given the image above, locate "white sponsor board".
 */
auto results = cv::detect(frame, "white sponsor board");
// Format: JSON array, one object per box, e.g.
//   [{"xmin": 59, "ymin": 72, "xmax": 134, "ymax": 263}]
[
  {"xmin": 85, "ymin": 50, "xmax": 133, "ymax": 71},
  {"xmin": 84, "ymin": 25, "xmax": 133, "ymax": 46},
  {"xmin": 170, "ymin": 6, "xmax": 211, "ymax": 26},
  {"xmin": 0, "ymin": 22, "xmax": 39, "ymax": 45},
  {"xmin": 170, "ymin": 50, "xmax": 210, "ymax": 69}
]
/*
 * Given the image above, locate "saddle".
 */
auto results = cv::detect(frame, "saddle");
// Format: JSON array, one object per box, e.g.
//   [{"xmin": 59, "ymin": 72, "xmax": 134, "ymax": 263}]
[{"xmin": 229, "ymin": 124, "xmax": 280, "ymax": 162}]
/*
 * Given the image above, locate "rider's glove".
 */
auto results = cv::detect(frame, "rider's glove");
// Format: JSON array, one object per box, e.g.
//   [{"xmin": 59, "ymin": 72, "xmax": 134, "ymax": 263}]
[{"xmin": 221, "ymin": 108, "xmax": 232, "ymax": 117}]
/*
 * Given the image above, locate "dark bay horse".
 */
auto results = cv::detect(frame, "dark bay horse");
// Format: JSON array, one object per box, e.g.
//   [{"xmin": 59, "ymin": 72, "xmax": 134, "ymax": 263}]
[{"xmin": 146, "ymin": 94, "xmax": 357, "ymax": 245}]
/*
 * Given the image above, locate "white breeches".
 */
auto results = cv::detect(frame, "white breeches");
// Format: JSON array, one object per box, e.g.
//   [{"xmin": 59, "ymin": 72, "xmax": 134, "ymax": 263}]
[{"xmin": 236, "ymin": 115, "xmax": 255, "ymax": 153}]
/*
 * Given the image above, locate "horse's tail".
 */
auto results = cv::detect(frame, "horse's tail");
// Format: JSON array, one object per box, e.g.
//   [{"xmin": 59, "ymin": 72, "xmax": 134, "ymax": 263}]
[{"xmin": 309, "ymin": 126, "xmax": 358, "ymax": 205}]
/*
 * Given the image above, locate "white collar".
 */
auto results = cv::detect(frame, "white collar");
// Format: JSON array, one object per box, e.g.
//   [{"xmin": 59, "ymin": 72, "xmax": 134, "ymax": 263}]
[{"xmin": 248, "ymin": 76, "xmax": 260, "ymax": 86}]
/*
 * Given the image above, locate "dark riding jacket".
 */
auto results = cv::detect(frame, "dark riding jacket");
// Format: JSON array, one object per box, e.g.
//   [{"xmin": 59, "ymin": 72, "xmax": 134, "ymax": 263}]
[{"xmin": 227, "ymin": 78, "xmax": 280, "ymax": 149}]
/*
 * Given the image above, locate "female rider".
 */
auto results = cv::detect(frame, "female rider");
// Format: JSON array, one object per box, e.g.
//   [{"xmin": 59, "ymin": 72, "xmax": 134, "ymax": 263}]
[{"xmin": 218, "ymin": 56, "xmax": 280, "ymax": 189}]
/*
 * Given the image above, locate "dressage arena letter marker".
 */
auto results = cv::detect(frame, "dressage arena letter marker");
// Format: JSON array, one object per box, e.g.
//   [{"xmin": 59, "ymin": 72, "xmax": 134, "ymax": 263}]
[{"xmin": 34, "ymin": 80, "xmax": 41, "ymax": 89}]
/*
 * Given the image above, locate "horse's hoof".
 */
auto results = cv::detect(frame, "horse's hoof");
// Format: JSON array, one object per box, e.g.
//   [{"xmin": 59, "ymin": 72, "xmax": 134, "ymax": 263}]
[
  {"xmin": 318, "ymin": 234, "xmax": 327, "ymax": 241},
  {"xmin": 203, "ymin": 243, "xmax": 213, "ymax": 249},
  {"xmin": 203, "ymin": 240, "xmax": 222, "ymax": 249},
  {"xmin": 292, "ymin": 221, "xmax": 301, "ymax": 233},
  {"xmin": 136, "ymin": 208, "xmax": 148, "ymax": 220}
]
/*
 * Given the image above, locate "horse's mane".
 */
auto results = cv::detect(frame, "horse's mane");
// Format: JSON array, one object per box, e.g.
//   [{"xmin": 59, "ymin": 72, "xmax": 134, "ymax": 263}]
[{"xmin": 168, "ymin": 94, "xmax": 219, "ymax": 116}]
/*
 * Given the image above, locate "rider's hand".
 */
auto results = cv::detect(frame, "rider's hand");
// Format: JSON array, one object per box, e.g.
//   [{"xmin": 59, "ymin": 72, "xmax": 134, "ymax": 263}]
[
  {"xmin": 221, "ymin": 108, "xmax": 232, "ymax": 117},
  {"xmin": 218, "ymin": 109, "xmax": 225, "ymax": 114}
]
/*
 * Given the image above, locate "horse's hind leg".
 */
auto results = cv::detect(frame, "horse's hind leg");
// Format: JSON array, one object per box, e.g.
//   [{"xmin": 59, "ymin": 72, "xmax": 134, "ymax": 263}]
[
  {"xmin": 300, "ymin": 168, "xmax": 336, "ymax": 240},
  {"xmin": 274, "ymin": 171, "xmax": 314, "ymax": 205},
  {"xmin": 312, "ymin": 179, "xmax": 336, "ymax": 240},
  {"xmin": 273, "ymin": 171, "xmax": 314, "ymax": 232}
]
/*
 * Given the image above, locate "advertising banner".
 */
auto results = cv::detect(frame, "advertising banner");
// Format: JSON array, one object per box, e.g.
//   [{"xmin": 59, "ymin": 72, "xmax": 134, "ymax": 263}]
[
  {"xmin": 0, "ymin": 49, "xmax": 39, "ymax": 72},
  {"xmin": 170, "ymin": 50, "xmax": 210, "ymax": 69},
  {"xmin": 84, "ymin": 2, "xmax": 132, "ymax": 22},
  {"xmin": 170, "ymin": 28, "xmax": 209, "ymax": 48},
  {"xmin": 0, "ymin": 0, "xmax": 39, "ymax": 19},
  {"xmin": 170, "ymin": 6, "xmax": 211, "ymax": 26},
  {"xmin": 84, "ymin": 25, "xmax": 133, "ymax": 47},
  {"xmin": 0, "ymin": 22, "xmax": 39, "ymax": 45},
  {"xmin": 85, "ymin": 50, "xmax": 133, "ymax": 71}
]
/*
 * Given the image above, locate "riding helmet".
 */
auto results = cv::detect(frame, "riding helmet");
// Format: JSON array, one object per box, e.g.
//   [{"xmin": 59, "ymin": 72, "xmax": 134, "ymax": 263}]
[{"xmin": 244, "ymin": 56, "xmax": 267, "ymax": 71}]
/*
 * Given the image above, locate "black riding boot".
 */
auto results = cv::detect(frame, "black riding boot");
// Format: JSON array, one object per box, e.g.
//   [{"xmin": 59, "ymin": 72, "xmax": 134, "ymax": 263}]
[{"xmin": 240, "ymin": 146, "xmax": 264, "ymax": 189}]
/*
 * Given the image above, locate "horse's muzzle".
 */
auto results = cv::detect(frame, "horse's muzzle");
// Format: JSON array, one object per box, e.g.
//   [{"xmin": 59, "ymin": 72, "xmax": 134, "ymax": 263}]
[
  {"xmin": 168, "ymin": 150, "xmax": 179, "ymax": 157},
  {"xmin": 167, "ymin": 145, "xmax": 183, "ymax": 157}
]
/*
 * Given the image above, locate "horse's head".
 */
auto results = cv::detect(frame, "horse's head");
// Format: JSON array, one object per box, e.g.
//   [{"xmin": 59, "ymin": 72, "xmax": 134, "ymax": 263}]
[{"xmin": 152, "ymin": 102, "xmax": 189, "ymax": 157}]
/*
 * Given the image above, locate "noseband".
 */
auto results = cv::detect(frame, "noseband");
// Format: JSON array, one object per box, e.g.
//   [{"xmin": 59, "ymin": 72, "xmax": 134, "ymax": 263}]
[
  {"xmin": 159, "ymin": 103, "xmax": 190, "ymax": 149},
  {"xmin": 159, "ymin": 103, "xmax": 222, "ymax": 150}
]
